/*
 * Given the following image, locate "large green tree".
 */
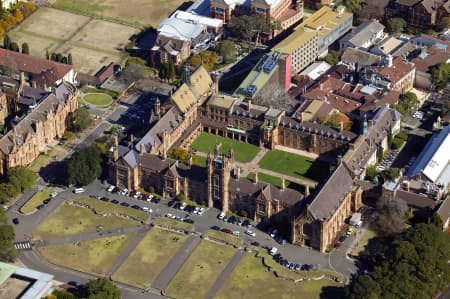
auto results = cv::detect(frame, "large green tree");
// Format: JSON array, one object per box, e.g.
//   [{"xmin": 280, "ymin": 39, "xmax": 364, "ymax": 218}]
[
  {"xmin": 72, "ymin": 107, "xmax": 93, "ymax": 132},
  {"xmin": 387, "ymin": 18, "xmax": 407, "ymax": 33},
  {"xmin": 52, "ymin": 290, "xmax": 77, "ymax": 299},
  {"xmin": 346, "ymin": 218, "xmax": 450, "ymax": 299},
  {"xmin": 228, "ymin": 14, "xmax": 270, "ymax": 42},
  {"xmin": 393, "ymin": 91, "xmax": 419, "ymax": 115},
  {"xmin": 431, "ymin": 62, "xmax": 450, "ymax": 91},
  {"xmin": 66, "ymin": 144, "xmax": 103, "ymax": 186},
  {"xmin": 0, "ymin": 209, "xmax": 17, "ymax": 262},
  {"xmin": 219, "ymin": 40, "xmax": 236, "ymax": 64},
  {"xmin": 342, "ymin": 0, "xmax": 361, "ymax": 13},
  {"xmin": 85, "ymin": 278, "xmax": 121, "ymax": 299}
]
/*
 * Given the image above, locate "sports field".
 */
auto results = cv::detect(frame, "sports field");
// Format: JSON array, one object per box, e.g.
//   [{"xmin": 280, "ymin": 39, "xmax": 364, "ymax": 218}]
[
  {"xmin": 52, "ymin": 0, "xmax": 187, "ymax": 27},
  {"xmin": 191, "ymin": 133, "xmax": 260, "ymax": 163},
  {"xmin": 9, "ymin": 7, "xmax": 136, "ymax": 75},
  {"xmin": 112, "ymin": 228, "xmax": 188, "ymax": 288}
]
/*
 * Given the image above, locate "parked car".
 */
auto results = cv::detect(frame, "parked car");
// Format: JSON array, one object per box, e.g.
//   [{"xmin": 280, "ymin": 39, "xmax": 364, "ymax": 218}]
[
  {"xmin": 218, "ymin": 212, "xmax": 225, "ymax": 220},
  {"xmin": 198, "ymin": 207, "xmax": 205, "ymax": 215},
  {"xmin": 180, "ymin": 202, "xmax": 187, "ymax": 210},
  {"xmin": 152, "ymin": 197, "xmax": 160, "ymax": 204},
  {"xmin": 245, "ymin": 230, "xmax": 256, "ymax": 237},
  {"xmin": 50, "ymin": 192, "xmax": 58, "ymax": 198},
  {"xmin": 37, "ymin": 204, "xmax": 45, "ymax": 210},
  {"xmin": 221, "ymin": 228, "xmax": 233, "ymax": 234},
  {"xmin": 100, "ymin": 197, "xmax": 110, "ymax": 202},
  {"xmin": 12, "ymin": 218, "xmax": 19, "ymax": 225},
  {"xmin": 131, "ymin": 205, "xmax": 141, "ymax": 210},
  {"xmin": 269, "ymin": 247, "xmax": 278, "ymax": 255},
  {"xmin": 142, "ymin": 206, "xmax": 152, "ymax": 213},
  {"xmin": 120, "ymin": 202, "xmax": 129, "ymax": 207},
  {"xmin": 43, "ymin": 198, "xmax": 51, "ymax": 204},
  {"xmin": 168, "ymin": 200, "xmax": 175, "ymax": 207},
  {"xmin": 250, "ymin": 241, "xmax": 260, "ymax": 247},
  {"xmin": 107, "ymin": 185, "xmax": 115, "ymax": 192},
  {"xmin": 184, "ymin": 219, "xmax": 194, "ymax": 224},
  {"xmin": 142, "ymin": 194, "xmax": 149, "ymax": 201},
  {"xmin": 211, "ymin": 226, "xmax": 221, "ymax": 231},
  {"xmin": 174, "ymin": 202, "xmax": 181, "ymax": 209},
  {"xmin": 233, "ymin": 231, "xmax": 240, "ymax": 236},
  {"xmin": 111, "ymin": 199, "xmax": 119, "ymax": 204}
]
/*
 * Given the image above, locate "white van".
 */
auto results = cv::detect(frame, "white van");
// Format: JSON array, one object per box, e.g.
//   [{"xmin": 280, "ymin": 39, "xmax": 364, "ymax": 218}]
[
  {"xmin": 73, "ymin": 188, "xmax": 85, "ymax": 194},
  {"xmin": 269, "ymin": 247, "xmax": 278, "ymax": 255}
]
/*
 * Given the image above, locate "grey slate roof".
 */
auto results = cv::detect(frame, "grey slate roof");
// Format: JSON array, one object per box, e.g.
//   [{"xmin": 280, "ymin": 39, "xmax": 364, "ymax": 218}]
[
  {"xmin": 308, "ymin": 163, "xmax": 354, "ymax": 221},
  {"xmin": 340, "ymin": 20, "xmax": 385, "ymax": 48}
]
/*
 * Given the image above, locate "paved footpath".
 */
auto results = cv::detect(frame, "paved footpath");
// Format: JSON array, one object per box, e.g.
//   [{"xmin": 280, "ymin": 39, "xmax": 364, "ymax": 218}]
[
  {"xmin": 204, "ymin": 250, "xmax": 244, "ymax": 299},
  {"xmin": 151, "ymin": 234, "xmax": 201, "ymax": 291},
  {"xmin": 107, "ymin": 225, "xmax": 151, "ymax": 277},
  {"xmin": 33, "ymin": 225, "xmax": 147, "ymax": 247}
]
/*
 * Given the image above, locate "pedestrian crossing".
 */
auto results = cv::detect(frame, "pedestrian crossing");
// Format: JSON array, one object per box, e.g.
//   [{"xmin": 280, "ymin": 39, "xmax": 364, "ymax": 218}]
[{"xmin": 14, "ymin": 241, "xmax": 32, "ymax": 250}]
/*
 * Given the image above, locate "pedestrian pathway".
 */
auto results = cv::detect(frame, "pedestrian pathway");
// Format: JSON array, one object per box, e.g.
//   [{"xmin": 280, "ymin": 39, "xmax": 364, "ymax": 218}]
[
  {"xmin": 152, "ymin": 235, "xmax": 201, "ymax": 291},
  {"xmin": 204, "ymin": 250, "xmax": 244, "ymax": 299},
  {"xmin": 107, "ymin": 226, "xmax": 151, "ymax": 277},
  {"xmin": 33, "ymin": 225, "xmax": 147, "ymax": 247}
]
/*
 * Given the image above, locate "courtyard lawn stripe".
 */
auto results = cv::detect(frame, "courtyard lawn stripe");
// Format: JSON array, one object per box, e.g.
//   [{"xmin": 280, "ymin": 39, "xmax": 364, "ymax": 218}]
[{"xmin": 191, "ymin": 133, "xmax": 260, "ymax": 163}]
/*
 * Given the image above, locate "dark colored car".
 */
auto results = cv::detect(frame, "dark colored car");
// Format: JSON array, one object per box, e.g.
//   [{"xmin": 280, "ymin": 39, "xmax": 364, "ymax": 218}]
[
  {"xmin": 334, "ymin": 241, "xmax": 342, "ymax": 248},
  {"xmin": 184, "ymin": 219, "xmax": 194, "ymax": 224},
  {"xmin": 111, "ymin": 199, "xmax": 119, "ymax": 204},
  {"xmin": 43, "ymin": 198, "xmax": 51, "ymax": 204},
  {"xmin": 173, "ymin": 202, "xmax": 181, "ymax": 209},
  {"xmin": 339, "ymin": 235, "xmax": 347, "ymax": 243},
  {"xmin": 168, "ymin": 200, "xmax": 175, "ymax": 207},
  {"xmin": 228, "ymin": 216, "xmax": 236, "ymax": 224},
  {"xmin": 129, "ymin": 191, "xmax": 136, "ymax": 198},
  {"xmin": 250, "ymin": 241, "xmax": 260, "ymax": 247},
  {"xmin": 211, "ymin": 226, "xmax": 220, "ymax": 231},
  {"xmin": 101, "ymin": 197, "xmax": 110, "ymax": 202},
  {"xmin": 142, "ymin": 194, "xmax": 149, "ymax": 201},
  {"xmin": 131, "ymin": 205, "xmax": 141, "ymax": 210},
  {"xmin": 221, "ymin": 228, "xmax": 233, "ymax": 234},
  {"xmin": 37, "ymin": 204, "xmax": 45, "ymax": 210},
  {"xmin": 12, "ymin": 218, "xmax": 19, "ymax": 225},
  {"xmin": 120, "ymin": 202, "xmax": 130, "ymax": 207},
  {"xmin": 152, "ymin": 198, "xmax": 160, "ymax": 204}
]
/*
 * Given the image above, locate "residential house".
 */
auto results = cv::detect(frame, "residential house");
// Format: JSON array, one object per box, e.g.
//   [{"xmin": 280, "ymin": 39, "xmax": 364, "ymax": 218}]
[{"xmin": 339, "ymin": 20, "xmax": 386, "ymax": 51}]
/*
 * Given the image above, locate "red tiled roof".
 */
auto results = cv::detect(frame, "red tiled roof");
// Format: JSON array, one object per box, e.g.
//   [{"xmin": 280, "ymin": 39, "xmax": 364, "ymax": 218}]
[
  {"xmin": 412, "ymin": 45, "xmax": 450, "ymax": 73},
  {"xmin": 0, "ymin": 48, "xmax": 72, "ymax": 84},
  {"xmin": 367, "ymin": 56, "xmax": 415, "ymax": 84}
]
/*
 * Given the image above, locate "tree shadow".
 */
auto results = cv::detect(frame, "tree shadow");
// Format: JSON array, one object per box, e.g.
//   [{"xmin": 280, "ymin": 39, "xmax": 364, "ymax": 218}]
[
  {"xmin": 320, "ymin": 285, "xmax": 345, "ymax": 299},
  {"xmin": 38, "ymin": 160, "xmax": 68, "ymax": 186}
]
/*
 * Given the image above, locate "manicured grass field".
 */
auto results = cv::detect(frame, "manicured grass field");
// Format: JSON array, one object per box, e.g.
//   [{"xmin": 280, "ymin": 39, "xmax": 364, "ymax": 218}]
[
  {"xmin": 154, "ymin": 217, "xmax": 194, "ymax": 232},
  {"xmin": 247, "ymin": 172, "xmax": 307, "ymax": 192},
  {"xmin": 29, "ymin": 147, "xmax": 66, "ymax": 172},
  {"xmin": 259, "ymin": 150, "xmax": 328, "ymax": 183},
  {"xmin": 191, "ymin": 133, "xmax": 260, "ymax": 163},
  {"xmin": 166, "ymin": 241, "xmax": 236, "ymax": 299},
  {"xmin": 112, "ymin": 228, "xmax": 187, "ymax": 288},
  {"xmin": 33, "ymin": 199, "xmax": 146, "ymax": 240},
  {"xmin": 10, "ymin": 7, "xmax": 136, "ymax": 75},
  {"xmin": 83, "ymin": 93, "xmax": 113, "ymax": 107},
  {"xmin": 37, "ymin": 233, "xmax": 137, "ymax": 276},
  {"xmin": 204, "ymin": 230, "xmax": 243, "ymax": 247},
  {"xmin": 53, "ymin": 0, "xmax": 187, "ymax": 27},
  {"xmin": 214, "ymin": 253, "xmax": 344, "ymax": 299},
  {"xmin": 20, "ymin": 190, "xmax": 52, "ymax": 214},
  {"xmin": 193, "ymin": 155, "xmax": 207, "ymax": 167}
]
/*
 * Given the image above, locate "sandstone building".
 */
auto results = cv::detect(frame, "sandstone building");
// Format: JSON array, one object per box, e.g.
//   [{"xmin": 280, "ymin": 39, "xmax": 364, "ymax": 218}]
[{"xmin": 108, "ymin": 65, "xmax": 400, "ymax": 252}]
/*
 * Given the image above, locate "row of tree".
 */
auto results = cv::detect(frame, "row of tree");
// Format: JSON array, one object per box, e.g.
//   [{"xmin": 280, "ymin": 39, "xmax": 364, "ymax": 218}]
[
  {"xmin": 158, "ymin": 61, "xmax": 177, "ymax": 82},
  {"xmin": 0, "ymin": 1, "xmax": 36, "ymax": 39},
  {"xmin": 2, "ymin": 34, "xmax": 29, "ymax": 53},
  {"xmin": 345, "ymin": 215, "xmax": 450, "ymax": 299},
  {"xmin": 46, "ymin": 50, "xmax": 73, "ymax": 65},
  {"xmin": 47, "ymin": 278, "xmax": 121, "ymax": 299},
  {"xmin": 0, "ymin": 166, "xmax": 37, "ymax": 204}
]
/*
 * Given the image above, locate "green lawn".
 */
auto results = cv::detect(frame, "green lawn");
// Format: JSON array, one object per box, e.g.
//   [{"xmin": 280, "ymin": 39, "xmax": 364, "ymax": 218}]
[
  {"xmin": 259, "ymin": 150, "xmax": 328, "ymax": 183},
  {"xmin": 204, "ymin": 230, "xmax": 243, "ymax": 247},
  {"xmin": 33, "ymin": 200, "xmax": 145, "ymax": 240},
  {"xmin": 112, "ymin": 228, "xmax": 188, "ymax": 288},
  {"xmin": 193, "ymin": 154, "xmax": 206, "ymax": 167},
  {"xmin": 28, "ymin": 147, "xmax": 66, "ymax": 172},
  {"xmin": 191, "ymin": 133, "xmax": 260, "ymax": 163},
  {"xmin": 214, "ymin": 253, "xmax": 344, "ymax": 299},
  {"xmin": 166, "ymin": 240, "xmax": 236, "ymax": 299},
  {"xmin": 247, "ymin": 172, "xmax": 307, "ymax": 192},
  {"xmin": 20, "ymin": 190, "xmax": 52, "ymax": 214},
  {"xmin": 155, "ymin": 217, "xmax": 195, "ymax": 232},
  {"xmin": 83, "ymin": 93, "xmax": 113, "ymax": 107},
  {"xmin": 37, "ymin": 233, "xmax": 137, "ymax": 276}
]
